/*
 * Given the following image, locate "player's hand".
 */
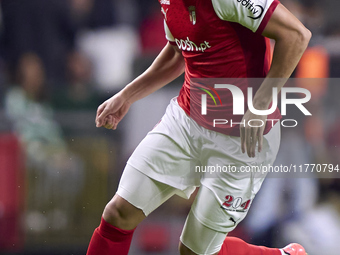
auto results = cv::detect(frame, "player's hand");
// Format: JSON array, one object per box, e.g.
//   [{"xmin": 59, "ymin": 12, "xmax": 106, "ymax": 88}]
[
  {"xmin": 240, "ymin": 109, "xmax": 267, "ymax": 158},
  {"xmin": 95, "ymin": 93, "xmax": 131, "ymax": 130}
]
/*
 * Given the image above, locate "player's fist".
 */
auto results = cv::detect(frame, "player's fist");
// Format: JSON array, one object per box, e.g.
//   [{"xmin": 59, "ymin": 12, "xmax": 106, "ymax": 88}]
[
  {"xmin": 102, "ymin": 114, "xmax": 115, "ymax": 129},
  {"xmin": 95, "ymin": 93, "xmax": 131, "ymax": 130}
]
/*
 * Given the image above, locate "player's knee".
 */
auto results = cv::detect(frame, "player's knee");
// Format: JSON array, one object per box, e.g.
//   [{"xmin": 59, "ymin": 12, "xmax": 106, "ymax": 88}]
[
  {"xmin": 103, "ymin": 195, "xmax": 145, "ymax": 230},
  {"xmin": 103, "ymin": 201, "xmax": 123, "ymax": 225}
]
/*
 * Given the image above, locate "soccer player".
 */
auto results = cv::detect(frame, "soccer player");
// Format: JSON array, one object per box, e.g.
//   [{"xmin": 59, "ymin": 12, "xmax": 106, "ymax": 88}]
[{"xmin": 87, "ymin": 0, "xmax": 311, "ymax": 254}]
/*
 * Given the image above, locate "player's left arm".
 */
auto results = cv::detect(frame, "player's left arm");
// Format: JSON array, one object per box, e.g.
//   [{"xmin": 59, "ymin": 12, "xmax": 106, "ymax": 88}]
[
  {"xmin": 241, "ymin": 3, "xmax": 311, "ymax": 157},
  {"xmin": 262, "ymin": 4, "xmax": 311, "ymax": 78}
]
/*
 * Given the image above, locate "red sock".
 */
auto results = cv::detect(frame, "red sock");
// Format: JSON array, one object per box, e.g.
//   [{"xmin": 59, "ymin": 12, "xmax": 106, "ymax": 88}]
[
  {"xmin": 86, "ymin": 217, "xmax": 135, "ymax": 255},
  {"xmin": 218, "ymin": 237, "xmax": 281, "ymax": 255}
]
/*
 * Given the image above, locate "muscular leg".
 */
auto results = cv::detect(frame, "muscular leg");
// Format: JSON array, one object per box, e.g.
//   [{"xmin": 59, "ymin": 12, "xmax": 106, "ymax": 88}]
[
  {"xmin": 178, "ymin": 185, "xmax": 282, "ymax": 255},
  {"xmin": 103, "ymin": 194, "xmax": 146, "ymax": 230},
  {"xmin": 86, "ymin": 194, "xmax": 145, "ymax": 255},
  {"xmin": 87, "ymin": 165, "xmax": 180, "ymax": 255}
]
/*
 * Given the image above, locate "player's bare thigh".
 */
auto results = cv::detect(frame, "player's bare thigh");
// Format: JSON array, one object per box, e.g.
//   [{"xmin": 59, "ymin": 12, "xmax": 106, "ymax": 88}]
[{"xmin": 103, "ymin": 194, "xmax": 146, "ymax": 230}]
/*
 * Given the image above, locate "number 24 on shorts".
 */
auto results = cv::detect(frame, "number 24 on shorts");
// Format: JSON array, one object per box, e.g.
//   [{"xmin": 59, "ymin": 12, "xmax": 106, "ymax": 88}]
[{"xmin": 221, "ymin": 195, "xmax": 252, "ymax": 212}]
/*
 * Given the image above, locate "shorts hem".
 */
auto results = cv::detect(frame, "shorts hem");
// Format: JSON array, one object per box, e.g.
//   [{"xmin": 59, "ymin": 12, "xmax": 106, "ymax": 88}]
[
  {"xmin": 180, "ymin": 212, "xmax": 224, "ymax": 255},
  {"xmin": 116, "ymin": 186, "xmax": 148, "ymax": 216},
  {"xmin": 191, "ymin": 208, "xmax": 230, "ymax": 234},
  {"xmin": 126, "ymin": 162, "xmax": 196, "ymax": 195}
]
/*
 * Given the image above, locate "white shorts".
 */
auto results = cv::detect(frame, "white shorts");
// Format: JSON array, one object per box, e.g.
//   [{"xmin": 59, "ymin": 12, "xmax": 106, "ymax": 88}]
[{"xmin": 117, "ymin": 97, "xmax": 281, "ymax": 254}]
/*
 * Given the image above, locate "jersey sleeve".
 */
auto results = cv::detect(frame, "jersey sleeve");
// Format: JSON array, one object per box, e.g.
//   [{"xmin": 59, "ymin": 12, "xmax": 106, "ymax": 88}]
[
  {"xmin": 164, "ymin": 20, "xmax": 177, "ymax": 45},
  {"xmin": 211, "ymin": 0, "xmax": 280, "ymax": 33}
]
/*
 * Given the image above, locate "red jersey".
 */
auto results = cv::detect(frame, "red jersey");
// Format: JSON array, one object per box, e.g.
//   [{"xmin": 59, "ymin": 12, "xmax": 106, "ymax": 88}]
[{"xmin": 159, "ymin": 0, "xmax": 282, "ymax": 136}]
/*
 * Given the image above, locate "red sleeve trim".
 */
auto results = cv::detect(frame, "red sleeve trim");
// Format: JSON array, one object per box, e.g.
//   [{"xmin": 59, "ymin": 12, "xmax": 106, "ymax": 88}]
[{"xmin": 256, "ymin": 0, "xmax": 280, "ymax": 35}]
